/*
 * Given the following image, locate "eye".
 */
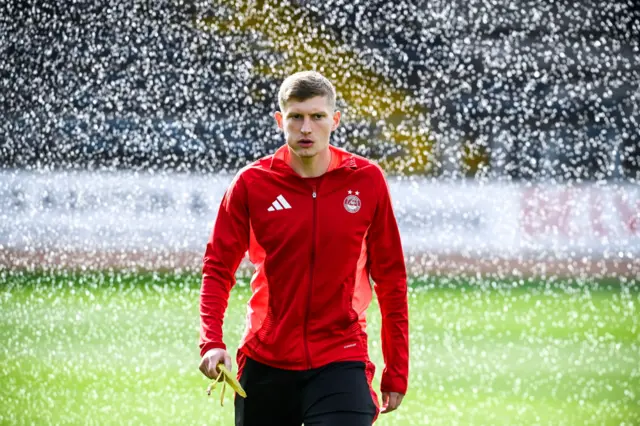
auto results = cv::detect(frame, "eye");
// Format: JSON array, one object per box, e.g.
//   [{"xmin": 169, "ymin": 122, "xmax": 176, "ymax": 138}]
[{"xmin": 313, "ymin": 114, "xmax": 324, "ymax": 120}]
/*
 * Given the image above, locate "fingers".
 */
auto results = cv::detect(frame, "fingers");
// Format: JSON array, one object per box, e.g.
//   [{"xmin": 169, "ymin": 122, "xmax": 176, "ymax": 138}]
[
  {"xmin": 199, "ymin": 355, "xmax": 216, "ymax": 379},
  {"xmin": 381, "ymin": 392, "xmax": 389, "ymax": 410},
  {"xmin": 223, "ymin": 352, "xmax": 233, "ymax": 372},
  {"xmin": 199, "ymin": 349, "xmax": 232, "ymax": 380},
  {"xmin": 380, "ymin": 392, "xmax": 404, "ymax": 414},
  {"xmin": 380, "ymin": 392, "xmax": 395, "ymax": 413}
]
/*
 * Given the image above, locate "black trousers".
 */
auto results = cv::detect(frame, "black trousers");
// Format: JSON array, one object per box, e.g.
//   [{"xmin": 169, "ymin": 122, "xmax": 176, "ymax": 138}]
[{"xmin": 235, "ymin": 357, "xmax": 378, "ymax": 426}]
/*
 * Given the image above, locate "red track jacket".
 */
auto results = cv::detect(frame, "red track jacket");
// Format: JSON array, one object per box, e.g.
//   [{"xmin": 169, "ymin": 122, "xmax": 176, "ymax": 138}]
[{"xmin": 199, "ymin": 144, "xmax": 409, "ymax": 394}]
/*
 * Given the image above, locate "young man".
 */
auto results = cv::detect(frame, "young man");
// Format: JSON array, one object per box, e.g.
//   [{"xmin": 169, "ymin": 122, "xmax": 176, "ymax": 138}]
[{"xmin": 199, "ymin": 71, "xmax": 409, "ymax": 426}]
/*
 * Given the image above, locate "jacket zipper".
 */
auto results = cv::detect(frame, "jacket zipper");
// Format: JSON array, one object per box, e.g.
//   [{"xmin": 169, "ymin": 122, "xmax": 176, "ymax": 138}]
[{"xmin": 303, "ymin": 184, "xmax": 317, "ymax": 369}]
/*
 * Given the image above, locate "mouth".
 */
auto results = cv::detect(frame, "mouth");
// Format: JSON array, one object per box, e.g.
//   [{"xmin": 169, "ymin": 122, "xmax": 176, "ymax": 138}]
[{"xmin": 298, "ymin": 138, "xmax": 314, "ymax": 148}]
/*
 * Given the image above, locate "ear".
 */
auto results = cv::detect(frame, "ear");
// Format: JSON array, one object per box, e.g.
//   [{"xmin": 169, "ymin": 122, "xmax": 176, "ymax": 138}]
[
  {"xmin": 274, "ymin": 111, "xmax": 284, "ymax": 130},
  {"xmin": 331, "ymin": 111, "xmax": 341, "ymax": 131}
]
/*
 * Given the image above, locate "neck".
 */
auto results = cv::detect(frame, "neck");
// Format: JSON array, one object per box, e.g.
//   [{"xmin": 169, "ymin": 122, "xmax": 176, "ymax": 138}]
[{"xmin": 287, "ymin": 146, "xmax": 331, "ymax": 178}]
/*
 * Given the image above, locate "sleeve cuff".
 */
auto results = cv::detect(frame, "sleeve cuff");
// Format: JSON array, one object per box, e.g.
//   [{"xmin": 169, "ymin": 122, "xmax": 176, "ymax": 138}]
[
  {"xmin": 199, "ymin": 341, "xmax": 227, "ymax": 358},
  {"xmin": 381, "ymin": 372, "xmax": 408, "ymax": 395}
]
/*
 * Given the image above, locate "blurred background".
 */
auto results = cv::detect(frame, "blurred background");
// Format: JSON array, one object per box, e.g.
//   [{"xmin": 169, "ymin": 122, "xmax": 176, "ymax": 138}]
[
  {"xmin": 2, "ymin": 0, "xmax": 640, "ymax": 179},
  {"xmin": 2, "ymin": 0, "xmax": 639, "ymax": 274},
  {"xmin": 1, "ymin": 1, "xmax": 639, "ymax": 425}
]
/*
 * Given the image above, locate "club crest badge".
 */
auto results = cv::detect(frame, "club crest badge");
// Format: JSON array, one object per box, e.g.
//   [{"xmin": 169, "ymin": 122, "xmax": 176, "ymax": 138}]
[{"xmin": 343, "ymin": 190, "xmax": 361, "ymax": 213}]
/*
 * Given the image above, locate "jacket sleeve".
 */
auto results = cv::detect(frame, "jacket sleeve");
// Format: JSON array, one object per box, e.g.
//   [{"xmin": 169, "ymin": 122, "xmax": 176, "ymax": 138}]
[
  {"xmin": 367, "ymin": 166, "xmax": 409, "ymax": 394},
  {"xmin": 199, "ymin": 172, "xmax": 251, "ymax": 357}
]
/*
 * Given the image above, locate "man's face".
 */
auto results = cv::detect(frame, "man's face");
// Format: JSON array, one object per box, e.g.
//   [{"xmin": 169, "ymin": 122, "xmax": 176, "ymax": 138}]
[{"xmin": 275, "ymin": 96, "xmax": 341, "ymax": 160}]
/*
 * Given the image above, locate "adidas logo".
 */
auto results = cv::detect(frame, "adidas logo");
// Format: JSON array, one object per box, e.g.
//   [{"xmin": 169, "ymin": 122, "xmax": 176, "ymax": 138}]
[{"xmin": 267, "ymin": 195, "xmax": 292, "ymax": 212}]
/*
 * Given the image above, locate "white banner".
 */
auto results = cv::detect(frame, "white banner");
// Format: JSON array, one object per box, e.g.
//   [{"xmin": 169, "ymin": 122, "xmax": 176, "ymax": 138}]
[
  {"xmin": 1, "ymin": 171, "xmax": 639, "ymax": 259},
  {"xmin": 519, "ymin": 185, "xmax": 639, "ymax": 256}
]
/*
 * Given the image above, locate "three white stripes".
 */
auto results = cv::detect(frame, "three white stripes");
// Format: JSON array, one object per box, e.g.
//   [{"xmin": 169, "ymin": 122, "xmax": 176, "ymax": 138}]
[{"xmin": 267, "ymin": 195, "xmax": 292, "ymax": 212}]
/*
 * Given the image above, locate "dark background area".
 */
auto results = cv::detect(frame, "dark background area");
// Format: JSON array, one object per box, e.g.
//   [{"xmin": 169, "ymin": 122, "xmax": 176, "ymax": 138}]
[{"xmin": 1, "ymin": 0, "xmax": 639, "ymax": 180}]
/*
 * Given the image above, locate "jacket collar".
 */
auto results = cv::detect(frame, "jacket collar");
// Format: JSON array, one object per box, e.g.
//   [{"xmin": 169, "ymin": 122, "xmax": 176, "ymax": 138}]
[{"xmin": 270, "ymin": 144, "xmax": 357, "ymax": 172}]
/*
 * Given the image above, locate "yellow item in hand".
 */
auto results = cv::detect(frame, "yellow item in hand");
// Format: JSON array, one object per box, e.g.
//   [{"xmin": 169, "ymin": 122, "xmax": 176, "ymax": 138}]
[{"xmin": 206, "ymin": 363, "xmax": 247, "ymax": 406}]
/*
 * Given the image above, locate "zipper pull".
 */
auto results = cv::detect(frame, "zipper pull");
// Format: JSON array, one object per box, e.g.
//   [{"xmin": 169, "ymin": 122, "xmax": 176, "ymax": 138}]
[{"xmin": 312, "ymin": 185, "xmax": 317, "ymax": 198}]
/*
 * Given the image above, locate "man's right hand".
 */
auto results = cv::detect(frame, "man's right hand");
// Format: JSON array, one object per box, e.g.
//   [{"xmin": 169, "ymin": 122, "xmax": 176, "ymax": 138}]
[{"xmin": 199, "ymin": 348, "xmax": 233, "ymax": 380}]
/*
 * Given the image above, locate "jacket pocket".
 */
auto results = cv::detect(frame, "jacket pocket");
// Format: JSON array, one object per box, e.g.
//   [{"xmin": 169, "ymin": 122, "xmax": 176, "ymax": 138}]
[
  {"xmin": 255, "ymin": 308, "xmax": 276, "ymax": 345},
  {"xmin": 331, "ymin": 277, "xmax": 358, "ymax": 332}
]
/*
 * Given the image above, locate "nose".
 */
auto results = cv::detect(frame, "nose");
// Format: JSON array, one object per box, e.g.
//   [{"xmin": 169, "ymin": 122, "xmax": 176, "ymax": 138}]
[{"xmin": 301, "ymin": 117, "xmax": 312, "ymax": 134}]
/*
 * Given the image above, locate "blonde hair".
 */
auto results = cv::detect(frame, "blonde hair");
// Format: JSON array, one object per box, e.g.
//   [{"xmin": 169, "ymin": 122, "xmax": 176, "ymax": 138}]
[{"xmin": 278, "ymin": 71, "xmax": 336, "ymax": 111}]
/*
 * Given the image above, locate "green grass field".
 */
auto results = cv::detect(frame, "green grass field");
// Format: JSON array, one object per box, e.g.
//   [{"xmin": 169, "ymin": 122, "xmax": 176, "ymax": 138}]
[{"xmin": 1, "ymin": 271, "xmax": 638, "ymax": 425}]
